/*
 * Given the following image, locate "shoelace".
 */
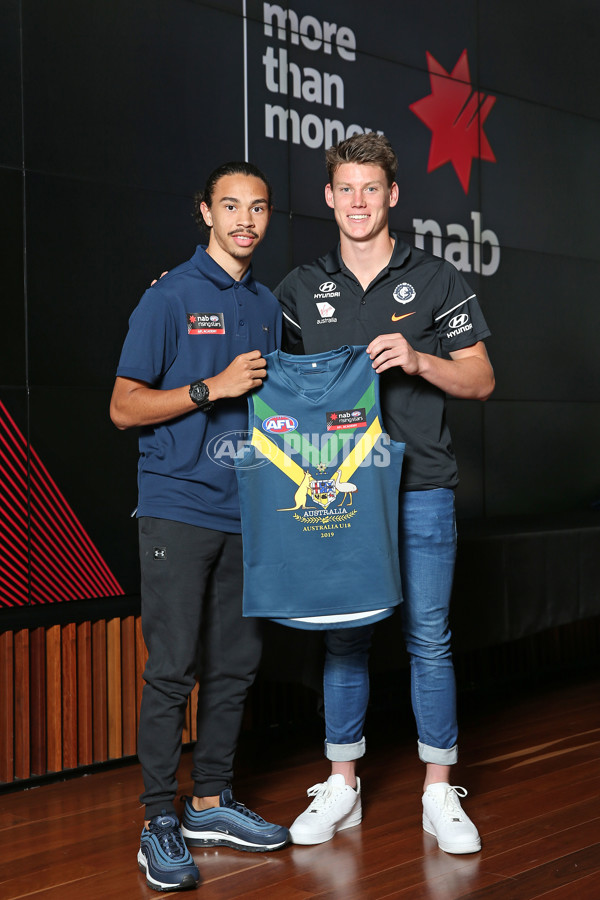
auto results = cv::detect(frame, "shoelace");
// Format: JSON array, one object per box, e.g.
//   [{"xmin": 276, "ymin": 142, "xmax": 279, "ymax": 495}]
[
  {"xmin": 150, "ymin": 820, "xmax": 188, "ymax": 859},
  {"xmin": 224, "ymin": 797, "xmax": 266, "ymax": 824},
  {"xmin": 442, "ymin": 786, "xmax": 468, "ymax": 820},
  {"xmin": 305, "ymin": 781, "xmax": 342, "ymax": 810}
]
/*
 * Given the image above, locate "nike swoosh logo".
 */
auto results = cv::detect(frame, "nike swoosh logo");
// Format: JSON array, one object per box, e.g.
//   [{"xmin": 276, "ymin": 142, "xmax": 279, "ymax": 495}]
[{"xmin": 391, "ymin": 312, "xmax": 416, "ymax": 322}]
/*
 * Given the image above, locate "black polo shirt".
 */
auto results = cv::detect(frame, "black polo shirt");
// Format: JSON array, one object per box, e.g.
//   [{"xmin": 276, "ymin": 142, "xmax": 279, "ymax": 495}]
[{"xmin": 274, "ymin": 234, "xmax": 490, "ymax": 490}]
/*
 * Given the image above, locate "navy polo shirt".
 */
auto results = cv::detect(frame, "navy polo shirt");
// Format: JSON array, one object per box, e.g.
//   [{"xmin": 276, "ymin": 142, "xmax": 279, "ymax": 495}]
[{"xmin": 116, "ymin": 245, "xmax": 282, "ymax": 531}]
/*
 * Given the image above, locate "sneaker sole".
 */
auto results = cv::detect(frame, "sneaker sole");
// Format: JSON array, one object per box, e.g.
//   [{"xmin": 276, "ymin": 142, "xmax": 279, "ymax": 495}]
[
  {"xmin": 137, "ymin": 849, "xmax": 199, "ymax": 891},
  {"xmin": 290, "ymin": 807, "xmax": 362, "ymax": 846},
  {"xmin": 422, "ymin": 817, "xmax": 482, "ymax": 855},
  {"xmin": 181, "ymin": 828, "xmax": 288, "ymax": 852}
]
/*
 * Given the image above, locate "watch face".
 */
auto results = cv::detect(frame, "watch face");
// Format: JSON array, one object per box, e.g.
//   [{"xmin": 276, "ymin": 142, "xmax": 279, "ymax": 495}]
[{"xmin": 191, "ymin": 381, "xmax": 209, "ymax": 405}]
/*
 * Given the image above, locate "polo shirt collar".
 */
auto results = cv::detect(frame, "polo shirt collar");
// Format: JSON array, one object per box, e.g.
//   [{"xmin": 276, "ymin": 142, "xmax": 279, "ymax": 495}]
[
  {"xmin": 191, "ymin": 244, "xmax": 259, "ymax": 294},
  {"xmin": 324, "ymin": 232, "xmax": 412, "ymax": 276}
]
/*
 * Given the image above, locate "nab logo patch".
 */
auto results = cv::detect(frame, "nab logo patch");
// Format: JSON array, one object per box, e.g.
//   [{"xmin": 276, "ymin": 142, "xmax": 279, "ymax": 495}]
[
  {"xmin": 262, "ymin": 415, "xmax": 298, "ymax": 434},
  {"xmin": 393, "ymin": 283, "xmax": 416, "ymax": 304}
]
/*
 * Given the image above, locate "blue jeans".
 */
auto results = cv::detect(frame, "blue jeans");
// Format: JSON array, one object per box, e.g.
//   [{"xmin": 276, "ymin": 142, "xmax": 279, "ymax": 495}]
[{"xmin": 324, "ymin": 488, "xmax": 458, "ymax": 766}]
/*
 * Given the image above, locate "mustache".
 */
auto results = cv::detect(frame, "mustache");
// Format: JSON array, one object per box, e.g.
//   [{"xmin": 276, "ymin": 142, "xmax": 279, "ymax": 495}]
[{"xmin": 229, "ymin": 229, "xmax": 259, "ymax": 238}]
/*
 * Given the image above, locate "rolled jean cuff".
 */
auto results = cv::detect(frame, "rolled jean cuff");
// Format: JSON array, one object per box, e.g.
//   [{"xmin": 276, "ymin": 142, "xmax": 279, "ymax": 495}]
[
  {"xmin": 325, "ymin": 737, "xmax": 366, "ymax": 761},
  {"xmin": 417, "ymin": 740, "xmax": 458, "ymax": 766}
]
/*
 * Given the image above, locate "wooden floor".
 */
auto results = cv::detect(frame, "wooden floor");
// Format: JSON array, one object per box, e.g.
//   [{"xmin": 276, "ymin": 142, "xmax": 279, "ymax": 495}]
[{"xmin": 1, "ymin": 669, "xmax": 599, "ymax": 899}]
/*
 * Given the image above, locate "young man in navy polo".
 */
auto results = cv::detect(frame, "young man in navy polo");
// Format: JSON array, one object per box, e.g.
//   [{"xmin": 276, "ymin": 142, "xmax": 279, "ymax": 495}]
[{"xmin": 110, "ymin": 162, "xmax": 288, "ymax": 892}]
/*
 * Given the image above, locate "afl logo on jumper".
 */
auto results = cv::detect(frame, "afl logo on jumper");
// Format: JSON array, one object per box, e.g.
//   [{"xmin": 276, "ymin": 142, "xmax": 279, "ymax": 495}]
[
  {"xmin": 393, "ymin": 283, "xmax": 416, "ymax": 304},
  {"xmin": 262, "ymin": 415, "xmax": 298, "ymax": 434}
]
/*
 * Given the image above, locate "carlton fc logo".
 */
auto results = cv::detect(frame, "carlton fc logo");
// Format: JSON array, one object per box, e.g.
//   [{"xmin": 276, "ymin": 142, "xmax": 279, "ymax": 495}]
[{"xmin": 393, "ymin": 283, "xmax": 416, "ymax": 304}]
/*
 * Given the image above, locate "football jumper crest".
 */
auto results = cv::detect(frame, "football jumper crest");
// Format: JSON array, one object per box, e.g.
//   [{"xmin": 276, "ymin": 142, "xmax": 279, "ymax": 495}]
[{"xmin": 235, "ymin": 346, "xmax": 405, "ymax": 630}]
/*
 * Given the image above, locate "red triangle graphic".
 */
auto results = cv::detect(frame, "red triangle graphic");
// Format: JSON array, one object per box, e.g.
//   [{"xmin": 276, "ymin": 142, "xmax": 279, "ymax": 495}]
[{"xmin": 0, "ymin": 400, "xmax": 124, "ymax": 607}]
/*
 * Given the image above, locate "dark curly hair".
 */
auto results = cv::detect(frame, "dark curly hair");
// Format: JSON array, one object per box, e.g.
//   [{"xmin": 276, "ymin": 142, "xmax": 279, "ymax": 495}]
[{"xmin": 193, "ymin": 161, "xmax": 273, "ymax": 234}]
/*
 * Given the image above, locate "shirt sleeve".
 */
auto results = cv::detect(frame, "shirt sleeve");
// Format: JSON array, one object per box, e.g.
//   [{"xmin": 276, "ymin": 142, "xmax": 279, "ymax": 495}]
[
  {"xmin": 434, "ymin": 265, "xmax": 491, "ymax": 353},
  {"xmin": 116, "ymin": 287, "xmax": 178, "ymax": 385},
  {"xmin": 274, "ymin": 273, "xmax": 306, "ymax": 355}
]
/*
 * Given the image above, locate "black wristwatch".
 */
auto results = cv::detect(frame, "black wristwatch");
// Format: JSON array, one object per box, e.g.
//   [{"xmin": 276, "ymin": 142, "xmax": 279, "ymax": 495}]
[{"xmin": 189, "ymin": 379, "xmax": 214, "ymax": 412}]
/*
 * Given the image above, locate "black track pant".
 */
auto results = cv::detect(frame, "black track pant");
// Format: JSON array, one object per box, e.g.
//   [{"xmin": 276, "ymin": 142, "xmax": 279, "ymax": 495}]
[{"xmin": 137, "ymin": 517, "xmax": 262, "ymax": 818}]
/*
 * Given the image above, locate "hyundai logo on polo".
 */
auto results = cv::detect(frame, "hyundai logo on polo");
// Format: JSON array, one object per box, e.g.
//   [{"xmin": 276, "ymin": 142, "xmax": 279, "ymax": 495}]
[
  {"xmin": 262, "ymin": 415, "xmax": 298, "ymax": 434},
  {"xmin": 449, "ymin": 313, "xmax": 470, "ymax": 328},
  {"xmin": 393, "ymin": 283, "xmax": 416, "ymax": 304},
  {"xmin": 314, "ymin": 281, "xmax": 341, "ymax": 300}
]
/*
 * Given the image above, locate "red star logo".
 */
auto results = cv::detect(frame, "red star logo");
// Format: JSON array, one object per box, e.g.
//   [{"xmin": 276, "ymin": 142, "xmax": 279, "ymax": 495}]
[
  {"xmin": 409, "ymin": 50, "xmax": 496, "ymax": 193},
  {"xmin": 330, "ymin": 413, "xmax": 338, "ymax": 420}
]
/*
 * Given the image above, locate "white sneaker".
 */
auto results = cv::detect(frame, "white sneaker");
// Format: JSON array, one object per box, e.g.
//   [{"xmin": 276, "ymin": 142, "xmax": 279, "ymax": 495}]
[
  {"xmin": 422, "ymin": 783, "xmax": 481, "ymax": 854},
  {"xmin": 289, "ymin": 774, "xmax": 362, "ymax": 845}
]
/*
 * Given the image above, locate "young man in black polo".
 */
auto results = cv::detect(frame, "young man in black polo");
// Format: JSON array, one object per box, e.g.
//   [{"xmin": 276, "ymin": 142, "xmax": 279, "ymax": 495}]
[{"xmin": 275, "ymin": 133, "xmax": 494, "ymax": 854}]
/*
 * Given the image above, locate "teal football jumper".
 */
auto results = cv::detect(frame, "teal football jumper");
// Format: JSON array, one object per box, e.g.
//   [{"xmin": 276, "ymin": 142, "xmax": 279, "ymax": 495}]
[{"xmin": 235, "ymin": 346, "xmax": 405, "ymax": 629}]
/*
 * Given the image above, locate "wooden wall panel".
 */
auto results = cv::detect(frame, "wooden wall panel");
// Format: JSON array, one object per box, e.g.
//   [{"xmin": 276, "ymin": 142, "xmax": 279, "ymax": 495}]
[
  {"xmin": 0, "ymin": 614, "xmax": 147, "ymax": 784},
  {"xmin": 190, "ymin": 683, "xmax": 199, "ymax": 742},
  {"xmin": 61, "ymin": 622, "xmax": 77, "ymax": 770},
  {"xmin": 0, "ymin": 612, "xmax": 599, "ymax": 787},
  {"xmin": 107, "ymin": 618, "xmax": 122, "ymax": 759},
  {"xmin": 92, "ymin": 619, "xmax": 107, "ymax": 763},
  {"xmin": 135, "ymin": 615, "xmax": 147, "ymax": 728},
  {"xmin": 13, "ymin": 629, "xmax": 30, "ymax": 779},
  {"xmin": 0, "ymin": 631, "xmax": 14, "ymax": 783},
  {"xmin": 121, "ymin": 616, "xmax": 137, "ymax": 757},
  {"xmin": 77, "ymin": 620, "xmax": 93, "ymax": 766},
  {"xmin": 29, "ymin": 626, "xmax": 46, "ymax": 775},
  {"xmin": 45, "ymin": 625, "xmax": 62, "ymax": 773}
]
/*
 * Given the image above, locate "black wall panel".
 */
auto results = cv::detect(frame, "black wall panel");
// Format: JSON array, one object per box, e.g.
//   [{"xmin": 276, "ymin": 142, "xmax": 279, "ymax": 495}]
[
  {"xmin": 445, "ymin": 399, "xmax": 487, "ymax": 519},
  {"xmin": 0, "ymin": 0, "xmax": 22, "ymax": 168},
  {"xmin": 482, "ymin": 248, "xmax": 600, "ymax": 403},
  {"xmin": 481, "ymin": 98, "xmax": 600, "ymax": 261},
  {"xmin": 485, "ymin": 401, "xmax": 600, "ymax": 517},
  {"xmin": 0, "ymin": 168, "xmax": 25, "ymax": 386},
  {"xmin": 25, "ymin": 173, "xmax": 200, "ymax": 388},
  {"xmin": 22, "ymin": 0, "xmax": 246, "ymax": 194},
  {"xmin": 479, "ymin": 0, "xmax": 600, "ymax": 118}
]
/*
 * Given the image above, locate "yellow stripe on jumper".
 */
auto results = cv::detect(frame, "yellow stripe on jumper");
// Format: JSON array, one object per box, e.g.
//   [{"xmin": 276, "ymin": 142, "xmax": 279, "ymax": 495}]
[
  {"xmin": 335, "ymin": 416, "xmax": 383, "ymax": 482},
  {"xmin": 251, "ymin": 428, "xmax": 307, "ymax": 485}
]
